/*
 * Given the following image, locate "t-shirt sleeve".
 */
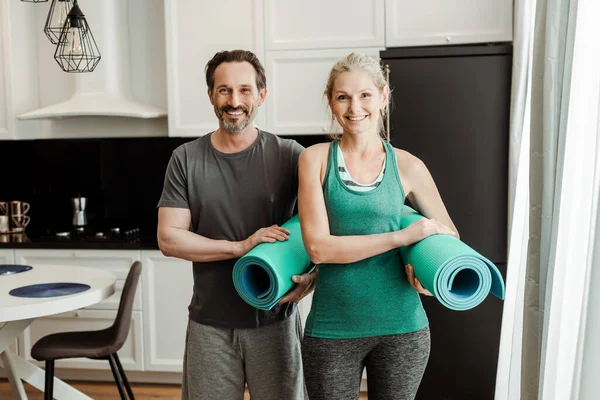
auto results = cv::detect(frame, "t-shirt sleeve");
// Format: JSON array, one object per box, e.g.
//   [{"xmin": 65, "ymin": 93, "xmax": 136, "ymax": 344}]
[{"xmin": 157, "ymin": 149, "xmax": 189, "ymax": 209}]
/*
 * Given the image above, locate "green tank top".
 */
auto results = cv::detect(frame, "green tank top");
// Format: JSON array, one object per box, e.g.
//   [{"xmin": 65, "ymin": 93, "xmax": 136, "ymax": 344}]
[{"xmin": 304, "ymin": 140, "xmax": 429, "ymax": 339}]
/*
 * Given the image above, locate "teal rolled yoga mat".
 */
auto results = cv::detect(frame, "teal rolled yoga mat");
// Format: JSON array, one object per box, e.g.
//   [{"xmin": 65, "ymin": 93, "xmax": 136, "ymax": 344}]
[
  {"xmin": 233, "ymin": 215, "xmax": 312, "ymax": 310},
  {"xmin": 399, "ymin": 206, "xmax": 505, "ymax": 311}
]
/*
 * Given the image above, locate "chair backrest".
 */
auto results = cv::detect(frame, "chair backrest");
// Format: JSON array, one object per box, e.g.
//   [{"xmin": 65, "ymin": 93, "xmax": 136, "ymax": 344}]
[{"xmin": 111, "ymin": 261, "xmax": 142, "ymax": 348}]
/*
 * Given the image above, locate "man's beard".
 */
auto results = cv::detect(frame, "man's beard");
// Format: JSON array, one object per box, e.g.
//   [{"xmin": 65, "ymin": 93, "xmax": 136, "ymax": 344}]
[{"xmin": 217, "ymin": 105, "xmax": 254, "ymax": 133}]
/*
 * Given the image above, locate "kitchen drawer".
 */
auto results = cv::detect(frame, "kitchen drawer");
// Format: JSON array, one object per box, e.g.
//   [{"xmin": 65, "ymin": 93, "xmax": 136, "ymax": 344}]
[{"xmin": 85, "ymin": 275, "xmax": 142, "ymax": 311}]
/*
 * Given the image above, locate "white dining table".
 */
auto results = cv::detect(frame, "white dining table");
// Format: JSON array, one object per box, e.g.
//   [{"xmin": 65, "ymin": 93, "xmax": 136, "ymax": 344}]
[{"xmin": 0, "ymin": 264, "xmax": 116, "ymax": 400}]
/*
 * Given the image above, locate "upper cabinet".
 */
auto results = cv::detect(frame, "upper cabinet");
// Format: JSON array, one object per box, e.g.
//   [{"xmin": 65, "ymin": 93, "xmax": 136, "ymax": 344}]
[
  {"xmin": 262, "ymin": 0, "xmax": 384, "ymax": 135},
  {"xmin": 164, "ymin": 0, "xmax": 266, "ymax": 137},
  {"xmin": 385, "ymin": 0, "xmax": 513, "ymax": 47},
  {"xmin": 264, "ymin": 48, "xmax": 382, "ymax": 135},
  {"xmin": 264, "ymin": 0, "xmax": 385, "ymax": 51},
  {"xmin": 0, "ymin": 5, "xmax": 7, "ymax": 139},
  {"xmin": 164, "ymin": 0, "xmax": 512, "ymax": 136},
  {"xmin": 0, "ymin": 1, "xmax": 41, "ymax": 140},
  {"xmin": 164, "ymin": 0, "xmax": 386, "ymax": 136}
]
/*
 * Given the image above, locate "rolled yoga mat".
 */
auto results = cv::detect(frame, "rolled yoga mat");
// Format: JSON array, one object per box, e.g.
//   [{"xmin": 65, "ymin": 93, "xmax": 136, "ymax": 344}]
[
  {"xmin": 233, "ymin": 215, "xmax": 312, "ymax": 310},
  {"xmin": 399, "ymin": 206, "xmax": 505, "ymax": 311}
]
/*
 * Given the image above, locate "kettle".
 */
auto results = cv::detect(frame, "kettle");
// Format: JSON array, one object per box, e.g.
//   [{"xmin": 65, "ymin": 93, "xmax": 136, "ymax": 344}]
[{"xmin": 72, "ymin": 197, "xmax": 87, "ymax": 227}]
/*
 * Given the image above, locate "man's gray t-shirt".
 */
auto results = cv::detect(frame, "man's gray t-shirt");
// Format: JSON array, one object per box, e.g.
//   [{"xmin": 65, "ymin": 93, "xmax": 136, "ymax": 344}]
[{"xmin": 158, "ymin": 130, "xmax": 305, "ymax": 328}]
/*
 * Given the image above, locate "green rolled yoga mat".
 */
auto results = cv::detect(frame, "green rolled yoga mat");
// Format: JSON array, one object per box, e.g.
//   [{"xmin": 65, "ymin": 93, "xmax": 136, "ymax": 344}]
[
  {"xmin": 399, "ymin": 206, "xmax": 505, "ymax": 311},
  {"xmin": 233, "ymin": 215, "xmax": 312, "ymax": 310}
]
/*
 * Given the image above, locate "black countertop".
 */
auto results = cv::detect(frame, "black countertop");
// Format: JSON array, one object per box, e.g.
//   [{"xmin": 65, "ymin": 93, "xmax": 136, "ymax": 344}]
[{"xmin": 0, "ymin": 228, "xmax": 160, "ymax": 250}]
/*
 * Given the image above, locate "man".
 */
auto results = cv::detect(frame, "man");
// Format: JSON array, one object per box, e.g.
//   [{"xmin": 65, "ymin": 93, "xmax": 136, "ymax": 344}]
[{"xmin": 157, "ymin": 50, "xmax": 315, "ymax": 400}]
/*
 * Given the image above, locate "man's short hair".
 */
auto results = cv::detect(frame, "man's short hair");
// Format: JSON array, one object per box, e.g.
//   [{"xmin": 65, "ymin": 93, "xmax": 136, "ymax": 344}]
[{"xmin": 205, "ymin": 50, "xmax": 267, "ymax": 94}]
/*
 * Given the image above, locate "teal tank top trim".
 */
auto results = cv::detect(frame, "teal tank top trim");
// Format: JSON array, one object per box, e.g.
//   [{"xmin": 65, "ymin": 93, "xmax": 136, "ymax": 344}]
[{"xmin": 305, "ymin": 140, "xmax": 429, "ymax": 339}]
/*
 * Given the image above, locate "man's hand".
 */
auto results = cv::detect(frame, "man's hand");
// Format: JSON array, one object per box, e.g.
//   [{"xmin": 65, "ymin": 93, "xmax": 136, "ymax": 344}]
[
  {"xmin": 278, "ymin": 267, "xmax": 318, "ymax": 304},
  {"xmin": 405, "ymin": 264, "xmax": 433, "ymax": 296}
]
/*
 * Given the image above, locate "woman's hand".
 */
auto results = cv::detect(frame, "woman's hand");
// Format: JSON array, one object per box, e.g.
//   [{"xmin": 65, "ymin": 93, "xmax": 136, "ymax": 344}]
[
  {"xmin": 405, "ymin": 264, "xmax": 432, "ymax": 296},
  {"xmin": 402, "ymin": 218, "xmax": 457, "ymax": 246}
]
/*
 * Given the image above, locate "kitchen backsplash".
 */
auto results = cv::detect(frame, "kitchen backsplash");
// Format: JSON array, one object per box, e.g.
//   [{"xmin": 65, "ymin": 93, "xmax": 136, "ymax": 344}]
[{"xmin": 0, "ymin": 135, "xmax": 327, "ymax": 234}]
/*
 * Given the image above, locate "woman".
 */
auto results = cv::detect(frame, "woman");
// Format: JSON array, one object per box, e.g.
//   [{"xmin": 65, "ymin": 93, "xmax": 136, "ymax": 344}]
[{"xmin": 298, "ymin": 52, "xmax": 459, "ymax": 400}]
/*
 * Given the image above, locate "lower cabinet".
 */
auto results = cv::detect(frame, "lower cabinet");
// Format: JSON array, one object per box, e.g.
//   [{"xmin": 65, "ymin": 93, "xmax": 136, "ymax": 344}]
[
  {"xmin": 140, "ymin": 250, "xmax": 193, "ymax": 372},
  {"xmin": 0, "ymin": 249, "xmax": 14, "ymax": 264},
  {"xmin": 1, "ymin": 249, "xmax": 18, "ymax": 353}
]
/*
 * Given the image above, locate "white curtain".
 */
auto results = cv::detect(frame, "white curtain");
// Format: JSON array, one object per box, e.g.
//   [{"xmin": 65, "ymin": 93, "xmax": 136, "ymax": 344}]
[
  {"xmin": 579, "ymin": 175, "xmax": 600, "ymax": 398},
  {"xmin": 494, "ymin": 0, "xmax": 535, "ymax": 397},
  {"xmin": 496, "ymin": 0, "xmax": 600, "ymax": 398}
]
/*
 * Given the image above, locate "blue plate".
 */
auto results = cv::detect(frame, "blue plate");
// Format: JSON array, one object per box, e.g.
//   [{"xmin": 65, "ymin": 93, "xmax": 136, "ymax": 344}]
[
  {"xmin": 0, "ymin": 264, "xmax": 32, "ymax": 276},
  {"xmin": 9, "ymin": 283, "xmax": 91, "ymax": 298}
]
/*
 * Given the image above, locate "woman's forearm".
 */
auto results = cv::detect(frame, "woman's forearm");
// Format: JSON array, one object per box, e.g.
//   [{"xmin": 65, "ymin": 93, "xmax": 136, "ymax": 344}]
[{"xmin": 305, "ymin": 230, "xmax": 410, "ymax": 265}]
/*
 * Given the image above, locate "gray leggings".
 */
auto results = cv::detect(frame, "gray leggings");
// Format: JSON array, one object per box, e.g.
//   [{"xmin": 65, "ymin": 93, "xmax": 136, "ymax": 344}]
[{"xmin": 302, "ymin": 327, "xmax": 430, "ymax": 400}]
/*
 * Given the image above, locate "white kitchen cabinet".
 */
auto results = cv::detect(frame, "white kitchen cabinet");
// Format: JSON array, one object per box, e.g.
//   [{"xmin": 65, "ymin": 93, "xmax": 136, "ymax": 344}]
[
  {"xmin": 140, "ymin": 250, "xmax": 193, "ymax": 372},
  {"xmin": 0, "ymin": 0, "xmax": 16, "ymax": 140},
  {"xmin": 14, "ymin": 249, "xmax": 145, "ymax": 371},
  {"xmin": 0, "ymin": 249, "xmax": 14, "ymax": 264},
  {"xmin": 385, "ymin": 0, "xmax": 513, "ymax": 47},
  {"xmin": 164, "ymin": 0, "xmax": 266, "ymax": 137},
  {"xmin": 264, "ymin": 0, "xmax": 384, "ymax": 51},
  {"xmin": 0, "ymin": 0, "xmax": 41, "ymax": 140},
  {"xmin": 0, "ymin": 250, "xmax": 18, "ymax": 370},
  {"xmin": 164, "ymin": 1, "xmax": 513, "ymax": 137},
  {"xmin": 264, "ymin": 48, "xmax": 383, "ymax": 135},
  {"xmin": 0, "ymin": 3, "xmax": 7, "ymax": 140},
  {"xmin": 19, "ymin": 309, "xmax": 144, "ymax": 371}
]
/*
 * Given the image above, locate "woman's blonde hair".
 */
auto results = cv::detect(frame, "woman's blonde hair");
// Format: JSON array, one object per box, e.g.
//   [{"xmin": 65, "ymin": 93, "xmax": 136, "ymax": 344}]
[{"xmin": 324, "ymin": 52, "xmax": 390, "ymax": 141}]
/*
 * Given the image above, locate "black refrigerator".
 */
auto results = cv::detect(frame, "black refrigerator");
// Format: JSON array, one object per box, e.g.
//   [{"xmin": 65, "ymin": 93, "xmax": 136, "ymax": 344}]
[{"xmin": 380, "ymin": 44, "xmax": 512, "ymax": 399}]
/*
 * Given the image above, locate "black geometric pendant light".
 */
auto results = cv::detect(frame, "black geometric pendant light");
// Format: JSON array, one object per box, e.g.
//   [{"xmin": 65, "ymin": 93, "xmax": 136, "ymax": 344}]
[
  {"xmin": 54, "ymin": 0, "xmax": 101, "ymax": 73},
  {"xmin": 44, "ymin": 0, "xmax": 74, "ymax": 44}
]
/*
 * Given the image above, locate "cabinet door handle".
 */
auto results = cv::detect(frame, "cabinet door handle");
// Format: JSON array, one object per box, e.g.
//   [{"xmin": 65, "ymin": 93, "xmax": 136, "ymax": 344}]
[{"xmin": 384, "ymin": 64, "xmax": 391, "ymax": 143}]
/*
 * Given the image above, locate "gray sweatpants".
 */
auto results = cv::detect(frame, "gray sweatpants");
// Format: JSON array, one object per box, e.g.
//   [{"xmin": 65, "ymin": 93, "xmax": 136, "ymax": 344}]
[
  {"xmin": 302, "ymin": 327, "xmax": 431, "ymax": 400},
  {"xmin": 182, "ymin": 310, "xmax": 308, "ymax": 400}
]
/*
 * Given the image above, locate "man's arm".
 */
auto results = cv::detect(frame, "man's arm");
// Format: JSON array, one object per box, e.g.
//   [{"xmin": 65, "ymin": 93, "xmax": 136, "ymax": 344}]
[
  {"xmin": 157, "ymin": 207, "xmax": 290, "ymax": 262},
  {"xmin": 157, "ymin": 207, "xmax": 243, "ymax": 262}
]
